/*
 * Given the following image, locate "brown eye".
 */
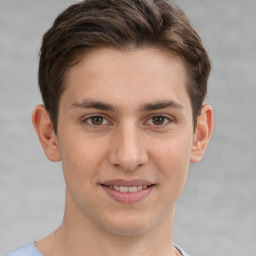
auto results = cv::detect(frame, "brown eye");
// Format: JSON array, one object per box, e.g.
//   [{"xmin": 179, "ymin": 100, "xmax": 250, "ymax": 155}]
[
  {"xmin": 152, "ymin": 116, "xmax": 166, "ymax": 125},
  {"xmin": 83, "ymin": 115, "xmax": 111, "ymax": 127},
  {"xmin": 90, "ymin": 116, "xmax": 104, "ymax": 125}
]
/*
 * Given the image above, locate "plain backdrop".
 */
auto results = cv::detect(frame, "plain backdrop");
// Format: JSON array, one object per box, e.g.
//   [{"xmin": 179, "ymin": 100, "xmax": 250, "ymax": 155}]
[{"xmin": 0, "ymin": 0, "xmax": 255, "ymax": 255}]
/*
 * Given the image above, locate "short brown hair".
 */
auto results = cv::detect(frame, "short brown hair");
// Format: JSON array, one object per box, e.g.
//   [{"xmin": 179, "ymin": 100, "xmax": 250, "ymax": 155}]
[{"xmin": 38, "ymin": 0, "xmax": 211, "ymax": 132}]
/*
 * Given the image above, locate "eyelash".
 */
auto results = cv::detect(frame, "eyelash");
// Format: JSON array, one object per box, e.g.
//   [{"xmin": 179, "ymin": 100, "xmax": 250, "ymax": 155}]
[
  {"xmin": 82, "ymin": 115, "xmax": 111, "ymax": 126},
  {"xmin": 81, "ymin": 114, "xmax": 173, "ymax": 127},
  {"xmin": 145, "ymin": 114, "xmax": 173, "ymax": 126}
]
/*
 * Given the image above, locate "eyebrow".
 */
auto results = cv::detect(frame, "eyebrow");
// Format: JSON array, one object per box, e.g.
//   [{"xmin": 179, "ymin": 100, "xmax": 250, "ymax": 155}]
[
  {"xmin": 70, "ymin": 99, "xmax": 183, "ymax": 112},
  {"xmin": 71, "ymin": 100, "xmax": 116, "ymax": 111},
  {"xmin": 140, "ymin": 100, "xmax": 183, "ymax": 111}
]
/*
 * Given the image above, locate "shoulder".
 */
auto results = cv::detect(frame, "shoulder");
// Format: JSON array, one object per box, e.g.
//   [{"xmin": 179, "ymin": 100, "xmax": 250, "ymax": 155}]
[{"xmin": 4, "ymin": 242, "xmax": 43, "ymax": 256}]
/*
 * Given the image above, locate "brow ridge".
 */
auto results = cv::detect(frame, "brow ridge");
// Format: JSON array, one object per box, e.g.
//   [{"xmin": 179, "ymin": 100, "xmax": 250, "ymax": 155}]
[
  {"xmin": 140, "ymin": 100, "xmax": 183, "ymax": 111},
  {"xmin": 71, "ymin": 100, "xmax": 115, "ymax": 111},
  {"xmin": 70, "ymin": 99, "xmax": 183, "ymax": 112}
]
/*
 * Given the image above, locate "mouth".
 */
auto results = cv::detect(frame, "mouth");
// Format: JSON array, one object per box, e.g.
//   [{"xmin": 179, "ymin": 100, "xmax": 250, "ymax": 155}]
[
  {"xmin": 101, "ymin": 184, "xmax": 154, "ymax": 193},
  {"xmin": 100, "ymin": 179, "xmax": 155, "ymax": 204}
]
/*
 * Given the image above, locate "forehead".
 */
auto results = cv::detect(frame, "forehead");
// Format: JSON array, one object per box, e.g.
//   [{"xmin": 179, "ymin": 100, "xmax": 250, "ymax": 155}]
[{"xmin": 61, "ymin": 47, "xmax": 191, "ymax": 112}]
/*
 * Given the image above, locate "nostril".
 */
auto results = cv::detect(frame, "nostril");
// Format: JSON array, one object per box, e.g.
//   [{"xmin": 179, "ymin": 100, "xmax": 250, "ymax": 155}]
[{"xmin": 108, "ymin": 133, "xmax": 148, "ymax": 171}]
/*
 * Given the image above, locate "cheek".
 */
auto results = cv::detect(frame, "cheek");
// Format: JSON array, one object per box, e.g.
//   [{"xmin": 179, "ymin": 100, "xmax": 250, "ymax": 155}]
[
  {"xmin": 152, "ymin": 135, "xmax": 192, "ymax": 193},
  {"xmin": 58, "ymin": 134, "xmax": 106, "ymax": 186},
  {"xmin": 153, "ymin": 133, "xmax": 192, "ymax": 168}
]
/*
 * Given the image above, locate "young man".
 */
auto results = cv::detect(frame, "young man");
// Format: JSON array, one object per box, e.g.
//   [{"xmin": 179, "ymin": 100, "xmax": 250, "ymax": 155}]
[{"xmin": 6, "ymin": 0, "xmax": 213, "ymax": 255}]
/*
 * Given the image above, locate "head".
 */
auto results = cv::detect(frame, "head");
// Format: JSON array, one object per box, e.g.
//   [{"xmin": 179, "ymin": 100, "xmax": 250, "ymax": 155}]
[
  {"xmin": 38, "ymin": 0, "xmax": 211, "ymax": 133},
  {"xmin": 33, "ymin": 0, "xmax": 214, "ymax": 238}
]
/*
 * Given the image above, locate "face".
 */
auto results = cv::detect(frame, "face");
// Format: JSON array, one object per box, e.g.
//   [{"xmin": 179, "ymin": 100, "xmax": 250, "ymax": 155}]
[{"xmin": 53, "ymin": 48, "xmax": 197, "ymax": 235}]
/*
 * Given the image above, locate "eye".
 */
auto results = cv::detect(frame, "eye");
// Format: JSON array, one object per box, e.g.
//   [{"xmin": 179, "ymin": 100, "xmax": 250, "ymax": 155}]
[
  {"xmin": 146, "ymin": 115, "xmax": 172, "ymax": 126},
  {"xmin": 83, "ymin": 115, "xmax": 110, "ymax": 126}
]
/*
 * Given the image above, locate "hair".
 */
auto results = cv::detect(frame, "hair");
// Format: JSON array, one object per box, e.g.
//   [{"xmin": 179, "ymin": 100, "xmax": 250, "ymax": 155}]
[{"xmin": 38, "ymin": 0, "xmax": 211, "ymax": 132}]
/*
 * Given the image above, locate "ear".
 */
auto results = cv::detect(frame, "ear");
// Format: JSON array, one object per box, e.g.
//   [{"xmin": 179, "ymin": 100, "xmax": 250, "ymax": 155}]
[
  {"xmin": 190, "ymin": 104, "xmax": 214, "ymax": 163},
  {"xmin": 32, "ymin": 105, "xmax": 61, "ymax": 162}
]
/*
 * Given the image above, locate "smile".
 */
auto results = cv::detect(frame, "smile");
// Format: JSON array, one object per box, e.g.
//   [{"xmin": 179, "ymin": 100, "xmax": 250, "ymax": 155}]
[
  {"xmin": 100, "ymin": 180, "xmax": 155, "ymax": 204},
  {"xmin": 103, "ymin": 185, "xmax": 150, "ymax": 193}
]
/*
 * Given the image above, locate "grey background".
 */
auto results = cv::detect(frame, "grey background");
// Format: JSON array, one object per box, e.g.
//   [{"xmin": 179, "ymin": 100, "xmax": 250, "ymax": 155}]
[{"xmin": 0, "ymin": 0, "xmax": 255, "ymax": 255}]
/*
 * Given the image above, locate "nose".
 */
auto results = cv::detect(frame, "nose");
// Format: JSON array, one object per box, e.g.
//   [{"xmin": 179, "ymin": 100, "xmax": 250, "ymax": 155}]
[{"xmin": 108, "ymin": 124, "xmax": 148, "ymax": 172}]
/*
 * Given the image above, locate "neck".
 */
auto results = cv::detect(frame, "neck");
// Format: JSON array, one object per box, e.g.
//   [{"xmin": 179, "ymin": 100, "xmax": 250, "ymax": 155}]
[{"xmin": 36, "ymin": 192, "xmax": 179, "ymax": 256}]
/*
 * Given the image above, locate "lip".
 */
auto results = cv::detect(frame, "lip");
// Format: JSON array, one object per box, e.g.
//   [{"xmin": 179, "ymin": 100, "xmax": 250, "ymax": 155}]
[
  {"xmin": 101, "ymin": 179, "xmax": 153, "ymax": 187},
  {"xmin": 100, "ymin": 179, "xmax": 155, "ymax": 204}
]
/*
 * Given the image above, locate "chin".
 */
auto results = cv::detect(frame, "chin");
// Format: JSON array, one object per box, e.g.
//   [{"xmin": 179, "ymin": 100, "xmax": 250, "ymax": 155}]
[{"xmin": 101, "ymin": 213, "xmax": 155, "ymax": 236}]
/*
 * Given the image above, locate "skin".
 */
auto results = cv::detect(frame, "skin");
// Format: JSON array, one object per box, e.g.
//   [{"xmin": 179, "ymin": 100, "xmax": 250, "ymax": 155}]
[{"xmin": 32, "ymin": 47, "xmax": 213, "ymax": 256}]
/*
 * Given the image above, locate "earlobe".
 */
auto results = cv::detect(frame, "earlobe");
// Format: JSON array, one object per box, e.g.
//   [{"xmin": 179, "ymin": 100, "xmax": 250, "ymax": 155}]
[
  {"xmin": 190, "ymin": 104, "xmax": 214, "ymax": 163},
  {"xmin": 32, "ymin": 105, "xmax": 61, "ymax": 162}
]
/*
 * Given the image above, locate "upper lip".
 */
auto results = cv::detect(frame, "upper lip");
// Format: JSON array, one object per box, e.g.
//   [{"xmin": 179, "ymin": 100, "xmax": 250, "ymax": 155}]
[{"xmin": 101, "ymin": 179, "xmax": 154, "ymax": 187}]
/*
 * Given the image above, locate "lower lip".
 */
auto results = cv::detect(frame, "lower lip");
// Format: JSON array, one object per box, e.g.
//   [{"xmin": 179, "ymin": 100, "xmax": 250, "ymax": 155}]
[{"xmin": 101, "ymin": 185, "xmax": 154, "ymax": 204}]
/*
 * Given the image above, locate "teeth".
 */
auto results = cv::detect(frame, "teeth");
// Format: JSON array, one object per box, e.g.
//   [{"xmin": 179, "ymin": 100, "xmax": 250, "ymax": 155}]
[
  {"xmin": 137, "ymin": 185, "xmax": 142, "ymax": 191},
  {"xmin": 108, "ymin": 185, "xmax": 148, "ymax": 193},
  {"xmin": 114, "ymin": 186, "xmax": 120, "ymax": 191},
  {"xmin": 120, "ymin": 186, "xmax": 129, "ymax": 192},
  {"xmin": 128, "ymin": 186, "xmax": 137, "ymax": 192}
]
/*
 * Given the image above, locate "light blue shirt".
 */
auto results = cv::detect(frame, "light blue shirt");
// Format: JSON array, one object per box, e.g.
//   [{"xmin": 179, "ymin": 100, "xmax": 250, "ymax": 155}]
[
  {"xmin": 4, "ymin": 242, "xmax": 191, "ymax": 256},
  {"xmin": 4, "ymin": 243, "xmax": 42, "ymax": 256}
]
